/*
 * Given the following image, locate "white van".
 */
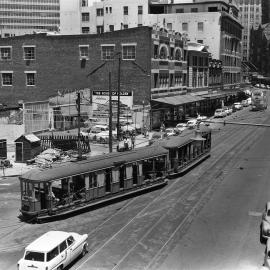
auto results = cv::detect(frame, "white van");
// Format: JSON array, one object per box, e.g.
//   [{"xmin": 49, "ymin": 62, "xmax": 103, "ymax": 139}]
[{"xmin": 17, "ymin": 231, "xmax": 88, "ymax": 270}]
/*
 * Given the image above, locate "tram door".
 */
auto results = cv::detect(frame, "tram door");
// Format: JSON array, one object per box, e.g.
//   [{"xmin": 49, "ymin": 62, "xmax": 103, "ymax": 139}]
[
  {"xmin": 132, "ymin": 164, "xmax": 138, "ymax": 185},
  {"xmin": 119, "ymin": 166, "xmax": 125, "ymax": 189},
  {"xmin": 105, "ymin": 169, "xmax": 111, "ymax": 193}
]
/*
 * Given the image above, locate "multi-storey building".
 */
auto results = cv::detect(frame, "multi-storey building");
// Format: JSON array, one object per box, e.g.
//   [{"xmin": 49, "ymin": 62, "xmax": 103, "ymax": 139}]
[
  {"xmin": 238, "ymin": 0, "xmax": 262, "ymax": 61},
  {"xmin": 60, "ymin": 0, "xmax": 242, "ymax": 90},
  {"xmin": 0, "ymin": 26, "xmax": 197, "ymax": 128},
  {"xmin": 0, "ymin": 0, "xmax": 60, "ymax": 38},
  {"xmin": 262, "ymin": 0, "xmax": 270, "ymax": 24}
]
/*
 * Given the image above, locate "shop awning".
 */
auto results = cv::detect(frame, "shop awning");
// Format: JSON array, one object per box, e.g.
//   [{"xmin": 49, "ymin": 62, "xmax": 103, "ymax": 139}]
[
  {"xmin": 153, "ymin": 94, "xmax": 204, "ymax": 106},
  {"xmin": 202, "ymin": 92, "xmax": 227, "ymax": 99}
]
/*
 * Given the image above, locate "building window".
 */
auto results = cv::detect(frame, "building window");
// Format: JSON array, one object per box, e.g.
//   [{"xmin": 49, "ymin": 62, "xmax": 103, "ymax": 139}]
[
  {"xmin": 25, "ymin": 72, "xmax": 36, "ymax": 86},
  {"xmin": 123, "ymin": 24, "xmax": 128, "ymax": 29},
  {"xmin": 138, "ymin": 5, "xmax": 143, "ymax": 14},
  {"xmin": 138, "ymin": 24, "xmax": 143, "ymax": 27},
  {"xmin": 0, "ymin": 47, "xmax": 11, "ymax": 60},
  {"xmin": 82, "ymin": 27, "xmax": 90, "ymax": 34},
  {"xmin": 175, "ymin": 49, "xmax": 181, "ymax": 61},
  {"xmin": 182, "ymin": 23, "xmax": 188, "ymax": 31},
  {"xmin": 101, "ymin": 45, "xmax": 115, "ymax": 60},
  {"xmin": 82, "ymin": 13, "xmax": 90, "ymax": 22},
  {"xmin": 97, "ymin": 26, "xmax": 104, "ymax": 34},
  {"xmin": 106, "ymin": 7, "xmax": 108, "ymax": 13},
  {"xmin": 79, "ymin": 45, "xmax": 89, "ymax": 59},
  {"xmin": 1, "ymin": 72, "xmax": 12, "ymax": 86},
  {"xmin": 23, "ymin": 46, "xmax": 35, "ymax": 60},
  {"xmin": 176, "ymin": 8, "xmax": 184, "ymax": 13},
  {"xmin": 122, "ymin": 44, "xmax": 136, "ymax": 60},
  {"xmin": 197, "ymin": 40, "xmax": 203, "ymax": 44},
  {"xmin": 123, "ymin": 6, "xmax": 128, "ymax": 15},
  {"xmin": 97, "ymin": 8, "xmax": 104, "ymax": 16},
  {"xmin": 191, "ymin": 8, "xmax": 198, "ymax": 12},
  {"xmin": 208, "ymin": 6, "xmax": 218, "ymax": 12},
  {"xmin": 81, "ymin": 0, "xmax": 88, "ymax": 7},
  {"xmin": 109, "ymin": 25, "xmax": 114, "ymax": 32},
  {"xmin": 198, "ymin": 22, "xmax": 204, "ymax": 31},
  {"xmin": 110, "ymin": 7, "xmax": 112, "ymax": 13}
]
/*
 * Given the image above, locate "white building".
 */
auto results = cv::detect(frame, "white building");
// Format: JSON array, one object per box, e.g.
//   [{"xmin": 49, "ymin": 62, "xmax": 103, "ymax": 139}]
[{"xmin": 238, "ymin": 0, "xmax": 262, "ymax": 61}]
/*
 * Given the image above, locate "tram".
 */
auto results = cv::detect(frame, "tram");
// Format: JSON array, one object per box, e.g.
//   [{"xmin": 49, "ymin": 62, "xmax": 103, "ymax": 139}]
[
  {"xmin": 19, "ymin": 126, "xmax": 211, "ymax": 223},
  {"xmin": 251, "ymin": 89, "xmax": 268, "ymax": 111}
]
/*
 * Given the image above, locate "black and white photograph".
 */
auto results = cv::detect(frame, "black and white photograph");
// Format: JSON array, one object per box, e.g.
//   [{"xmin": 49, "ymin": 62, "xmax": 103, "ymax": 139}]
[{"xmin": 0, "ymin": 0, "xmax": 270, "ymax": 269}]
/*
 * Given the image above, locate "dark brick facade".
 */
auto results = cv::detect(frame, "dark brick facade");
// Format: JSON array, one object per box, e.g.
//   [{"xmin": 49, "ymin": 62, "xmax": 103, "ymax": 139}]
[{"xmin": 0, "ymin": 27, "xmax": 152, "ymax": 107}]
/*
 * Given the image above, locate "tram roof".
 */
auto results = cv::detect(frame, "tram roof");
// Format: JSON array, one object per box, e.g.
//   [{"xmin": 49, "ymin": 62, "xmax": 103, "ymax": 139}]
[
  {"xmin": 20, "ymin": 145, "xmax": 169, "ymax": 182},
  {"xmin": 153, "ymin": 126, "xmax": 210, "ymax": 149}
]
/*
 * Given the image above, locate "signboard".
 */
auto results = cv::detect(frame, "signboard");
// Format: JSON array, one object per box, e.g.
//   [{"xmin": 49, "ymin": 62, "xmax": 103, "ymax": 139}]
[{"xmin": 92, "ymin": 90, "xmax": 133, "ymax": 110}]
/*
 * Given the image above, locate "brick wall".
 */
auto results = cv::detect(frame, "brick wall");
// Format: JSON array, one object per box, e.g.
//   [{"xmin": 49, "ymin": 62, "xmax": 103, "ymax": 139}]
[{"xmin": 0, "ymin": 27, "xmax": 152, "ymax": 107}]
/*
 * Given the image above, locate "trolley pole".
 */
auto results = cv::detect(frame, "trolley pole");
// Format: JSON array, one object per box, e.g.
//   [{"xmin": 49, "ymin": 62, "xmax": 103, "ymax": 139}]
[
  {"xmin": 109, "ymin": 72, "xmax": 113, "ymax": 153},
  {"xmin": 76, "ymin": 91, "xmax": 82, "ymax": 159},
  {"xmin": 117, "ymin": 55, "xmax": 121, "ymax": 141}
]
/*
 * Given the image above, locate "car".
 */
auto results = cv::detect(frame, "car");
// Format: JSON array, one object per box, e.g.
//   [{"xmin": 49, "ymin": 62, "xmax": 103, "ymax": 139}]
[
  {"xmin": 17, "ymin": 231, "xmax": 88, "ymax": 270},
  {"xmin": 223, "ymin": 106, "xmax": 232, "ymax": 116},
  {"xmin": 197, "ymin": 115, "xmax": 208, "ymax": 121},
  {"xmin": 214, "ymin": 108, "xmax": 226, "ymax": 118},
  {"xmin": 241, "ymin": 99, "xmax": 249, "ymax": 107},
  {"xmin": 165, "ymin": 128, "xmax": 177, "ymax": 137},
  {"xmin": 80, "ymin": 127, "xmax": 91, "ymax": 137},
  {"xmin": 261, "ymin": 202, "xmax": 270, "ymax": 243},
  {"xmin": 186, "ymin": 119, "xmax": 198, "ymax": 129},
  {"xmin": 175, "ymin": 123, "xmax": 188, "ymax": 133},
  {"xmin": 96, "ymin": 130, "xmax": 118, "ymax": 142},
  {"xmin": 233, "ymin": 102, "xmax": 243, "ymax": 110}
]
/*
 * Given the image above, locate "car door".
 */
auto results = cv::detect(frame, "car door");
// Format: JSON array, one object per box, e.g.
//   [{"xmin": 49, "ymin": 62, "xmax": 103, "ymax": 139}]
[
  {"xmin": 66, "ymin": 235, "xmax": 80, "ymax": 265},
  {"xmin": 59, "ymin": 240, "xmax": 68, "ymax": 267}
]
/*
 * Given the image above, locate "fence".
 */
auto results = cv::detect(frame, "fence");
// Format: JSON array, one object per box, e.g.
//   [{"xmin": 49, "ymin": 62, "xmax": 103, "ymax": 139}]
[{"xmin": 38, "ymin": 135, "xmax": 90, "ymax": 153}]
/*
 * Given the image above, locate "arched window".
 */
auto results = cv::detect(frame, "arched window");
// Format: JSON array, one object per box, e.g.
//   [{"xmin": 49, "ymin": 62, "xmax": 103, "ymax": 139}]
[
  {"xmin": 159, "ymin": 45, "xmax": 168, "ymax": 59},
  {"xmin": 174, "ymin": 47, "xmax": 182, "ymax": 61}
]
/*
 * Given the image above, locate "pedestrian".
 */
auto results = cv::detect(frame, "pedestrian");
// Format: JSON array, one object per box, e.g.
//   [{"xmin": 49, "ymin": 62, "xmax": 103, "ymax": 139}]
[
  {"xmin": 131, "ymin": 133, "xmax": 135, "ymax": 149},
  {"xmin": 123, "ymin": 137, "xmax": 129, "ymax": 151}
]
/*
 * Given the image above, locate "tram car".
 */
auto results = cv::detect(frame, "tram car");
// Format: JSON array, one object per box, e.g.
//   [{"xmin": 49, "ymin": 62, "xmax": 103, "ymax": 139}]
[
  {"xmin": 251, "ymin": 89, "xmax": 268, "ymax": 111},
  {"xmin": 19, "ymin": 127, "xmax": 211, "ymax": 223}
]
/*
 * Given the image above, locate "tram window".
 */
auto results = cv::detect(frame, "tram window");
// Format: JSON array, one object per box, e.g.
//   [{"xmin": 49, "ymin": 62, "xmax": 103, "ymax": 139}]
[{"xmin": 89, "ymin": 173, "xmax": 97, "ymax": 188}]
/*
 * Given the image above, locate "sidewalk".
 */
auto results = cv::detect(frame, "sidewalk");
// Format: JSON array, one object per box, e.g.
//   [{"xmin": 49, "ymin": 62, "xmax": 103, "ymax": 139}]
[{"xmin": 0, "ymin": 134, "xmax": 150, "ymax": 178}]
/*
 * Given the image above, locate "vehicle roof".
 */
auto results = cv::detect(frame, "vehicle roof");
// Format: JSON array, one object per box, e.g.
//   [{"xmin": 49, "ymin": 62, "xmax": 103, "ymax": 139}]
[
  {"xmin": 26, "ymin": 231, "xmax": 72, "ymax": 253},
  {"xmin": 20, "ymin": 145, "xmax": 169, "ymax": 182},
  {"xmin": 92, "ymin": 124, "xmax": 108, "ymax": 128}
]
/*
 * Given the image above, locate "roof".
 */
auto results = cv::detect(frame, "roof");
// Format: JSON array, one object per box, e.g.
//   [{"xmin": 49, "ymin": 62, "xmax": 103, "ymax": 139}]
[
  {"xmin": 20, "ymin": 145, "xmax": 169, "ymax": 182},
  {"xmin": 187, "ymin": 42, "xmax": 209, "ymax": 53},
  {"xmin": 153, "ymin": 94, "xmax": 204, "ymax": 106},
  {"xmin": 26, "ymin": 231, "xmax": 71, "ymax": 252},
  {"xmin": 15, "ymin": 134, "xmax": 40, "ymax": 143}
]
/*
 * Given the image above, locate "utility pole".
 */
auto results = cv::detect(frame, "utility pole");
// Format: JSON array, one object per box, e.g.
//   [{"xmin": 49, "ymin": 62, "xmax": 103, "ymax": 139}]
[
  {"xmin": 117, "ymin": 55, "xmax": 121, "ymax": 141},
  {"xmin": 76, "ymin": 91, "xmax": 82, "ymax": 160},
  {"xmin": 109, "ymin": 72, "xmax": 113, "ymax": 153}
]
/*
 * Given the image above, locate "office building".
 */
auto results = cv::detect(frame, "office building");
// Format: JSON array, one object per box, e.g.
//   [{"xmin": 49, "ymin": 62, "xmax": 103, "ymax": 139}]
[{"xmin": 0, "ymin": 0, "xmax": 60, "ymax": 38}]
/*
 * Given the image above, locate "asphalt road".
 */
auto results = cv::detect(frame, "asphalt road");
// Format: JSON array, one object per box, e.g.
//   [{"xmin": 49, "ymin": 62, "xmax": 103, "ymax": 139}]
[{"xmin": 0, "ymin": 97, "xmax": 270, "ymax": 270}]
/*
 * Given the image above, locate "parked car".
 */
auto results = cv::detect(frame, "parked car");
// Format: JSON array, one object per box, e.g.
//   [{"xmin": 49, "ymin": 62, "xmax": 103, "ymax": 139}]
[
  {"xmin": 96, "ymin": 130, "xmax": 118, "ymax": 142},
  {"xmin": 261, "ymin": 202, "xmax": 270, "ymax": 243},
  {"xmin": 165, "ymin": 128, "xmax": 177, "ymax": 137},
  {"xmin": 241, "ymin": 99, "xmax": 249, "ymax": 107},
  {"xmin": 197, "ymin": 115, "xmax": 208, "ymax": 121},
  {"xmin": 186, "ymin": 119, "xmax": 198, "ymax": 129},
  {"xmin": 223, "ymin": 106, "xmax": 232, "ymax": 116},
  {"xmin": 214, "ymin": 108, "xmax": 226, "ymax": 118},
  {"xmin": 175, "ymin": 123, "xmax": 188, "ymax": 133},
  {"xmin": 17, "ymin": 231, "xmax": 88, "ymax": 270},
  {"xmin": 233, "ymin": 102, "xmax": 243, "ymax": 111}
]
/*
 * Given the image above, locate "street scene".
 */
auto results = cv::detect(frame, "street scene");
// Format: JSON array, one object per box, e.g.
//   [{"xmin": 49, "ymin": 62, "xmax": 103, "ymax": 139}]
[{"xmin": 0, "ymin": 0, "xmax": 270, "ymax": 270}]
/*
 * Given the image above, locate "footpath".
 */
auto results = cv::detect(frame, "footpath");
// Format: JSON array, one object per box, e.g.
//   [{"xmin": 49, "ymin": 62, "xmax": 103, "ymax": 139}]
[{"xmin": 0, "ymin": 134, "xmax": 150, "ymax": 178}]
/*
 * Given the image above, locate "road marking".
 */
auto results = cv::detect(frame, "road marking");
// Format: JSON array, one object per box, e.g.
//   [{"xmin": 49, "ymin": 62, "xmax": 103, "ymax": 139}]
[{"xmin": 248, "ymin": 211, "xmax": 262, "ymax": 217}]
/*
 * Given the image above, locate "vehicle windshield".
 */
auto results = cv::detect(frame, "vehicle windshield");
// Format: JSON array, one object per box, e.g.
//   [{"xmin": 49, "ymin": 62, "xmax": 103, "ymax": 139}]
[{"xmin": 24, "ymin": 251, "xmax": 45, "ymax": 262}]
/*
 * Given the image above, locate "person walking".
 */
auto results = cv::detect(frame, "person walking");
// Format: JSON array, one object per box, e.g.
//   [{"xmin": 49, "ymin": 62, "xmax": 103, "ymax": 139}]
[{"xmin": 131, "ymin": 133, "xmax": 135, "ymax": 149}]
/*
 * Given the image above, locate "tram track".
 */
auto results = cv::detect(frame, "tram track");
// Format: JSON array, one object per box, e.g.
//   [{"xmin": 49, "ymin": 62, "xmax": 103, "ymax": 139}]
[{"xmin": 72, "ymin": 112, "xmax": 266, "ymax": 270}]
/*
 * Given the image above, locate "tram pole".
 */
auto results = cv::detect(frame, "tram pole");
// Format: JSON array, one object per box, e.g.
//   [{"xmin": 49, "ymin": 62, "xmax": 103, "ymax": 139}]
[
  {"xmin": 76, "ymin": 91, "xmax": 82, "ymax": 160},
  {"xmin": 117, "ymin": 55, "xmax": 121, "ymax": 141},
  {"xmin": 109, "ymin": 72, "xmax": 113, "ymax": 153}
]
